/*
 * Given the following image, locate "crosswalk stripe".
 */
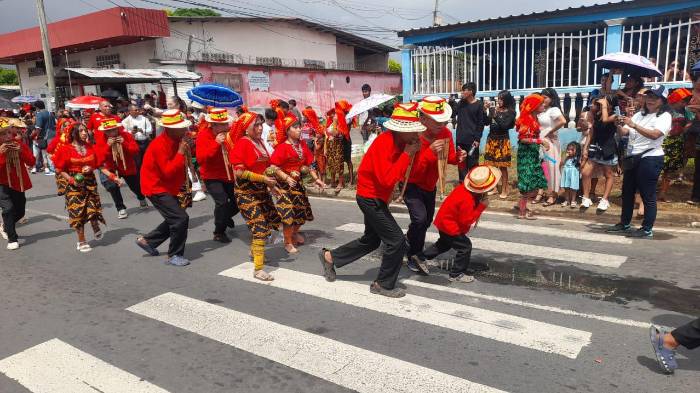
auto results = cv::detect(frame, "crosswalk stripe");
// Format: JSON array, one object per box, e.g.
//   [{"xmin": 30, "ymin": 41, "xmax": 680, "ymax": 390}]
[
  {"xmin": 401, "ymin": 279, "xmax": 648, "ymax": 328},
  {"xmin": 218, "ymin": 263, "xmax": 591, "ymax": 359},
  {"xmin": 335, "ymin": 223, "xmax": 628, "ymax": 268},
  {"xmin": 390, "ymin": 214, "xmax": 632, "ymax": 244},
  {"xmin": 128, "ymin": 292, "xmax": 508, "ymax": 393},
  {"xmin": 0, "ymin": 339, "xmax": 170, "ymax": 393}
]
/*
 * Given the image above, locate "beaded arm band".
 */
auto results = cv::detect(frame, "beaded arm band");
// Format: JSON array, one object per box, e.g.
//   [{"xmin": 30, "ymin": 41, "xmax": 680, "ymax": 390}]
[{"xmin": 241, "ymin": 170, "xmax": 266, "ymax": 183}]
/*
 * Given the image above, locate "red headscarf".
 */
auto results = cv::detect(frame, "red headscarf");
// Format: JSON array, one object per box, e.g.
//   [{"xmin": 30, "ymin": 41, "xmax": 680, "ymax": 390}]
[
  {"xmin": 330, "ymin": 99, "xmax": 352, "ymax": 140},
  {"xmin": 227, "ymin": 111, "xmax": 257, "ymax": 148},
  {"xmin": 516, "ymin": 94, "xmax": 544, "ymax": 140},
  {"xmin": 302, "ymin": 107, "xmax": 324, "ymax": 137}
]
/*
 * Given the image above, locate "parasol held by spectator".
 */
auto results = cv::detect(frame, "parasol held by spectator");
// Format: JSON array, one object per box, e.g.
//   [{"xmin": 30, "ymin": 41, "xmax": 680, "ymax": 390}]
[{"xmin": 186, "ymin": 84, "xmax": 243, "ymax": 108}]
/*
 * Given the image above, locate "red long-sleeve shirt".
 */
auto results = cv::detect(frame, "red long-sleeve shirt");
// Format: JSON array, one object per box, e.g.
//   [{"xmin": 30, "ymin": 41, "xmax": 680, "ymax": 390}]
[
  {"xmin": 356, "ymin": 131, "xmax": 410, "ymax": 203},
  {"xmin": 433, "ymin": 186, "xmax": 487, "ymax": 236},
  {"xmin": 196, "ymin": 126, "xmax": 232, "ymax": 182},
  {"xmin": 96, "ymin": 130, "xmax": 139, "ymax": 176},
  {"xmin": 53, "ymin": 143, "xmax": 100, "ymax": 174},
  {"xmin": 229, "ymin": 137, "xmax": 271, "ymax": 175},
  {"xmin": 270, "ymin": 141, "xmax": 313, "ymax": 174},
  {"xmin": 140, "ymin": 132, "xmax": 186, "ymax": 196},
  {"xmin": 0, "ymin": 142, "xmax": 35, "ymax": 192},
  {"xmin": 408, "ymin": 127, "xmax": 462, "ymax": 192}
]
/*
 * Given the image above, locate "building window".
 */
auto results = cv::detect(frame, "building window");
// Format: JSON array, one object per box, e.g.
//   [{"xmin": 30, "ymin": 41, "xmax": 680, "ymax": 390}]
[
  {"xmin": 28, "ymin": 67, "xmax": 46, "ymax": 77},
  {"xmin": 96, "ymin": 54, "xmax": 121, "ymax": 68},
  {"xmin": 65, "ymin": 60, "xmax": 81, "ymax": 68}
]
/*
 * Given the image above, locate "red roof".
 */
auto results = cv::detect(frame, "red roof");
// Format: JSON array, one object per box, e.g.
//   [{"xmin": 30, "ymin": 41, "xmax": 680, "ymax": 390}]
[{"xmin": 0, "ymin": 7, "xmax": 169, "ymax": 64}]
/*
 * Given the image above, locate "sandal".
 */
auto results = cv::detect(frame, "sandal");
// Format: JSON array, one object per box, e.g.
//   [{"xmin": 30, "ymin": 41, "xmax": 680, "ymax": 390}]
[
  {"xmin": 498, "ymin": 193, "xmax": 508, "ymax": 200},
  {"xmin": 319, "ymin": 248, "xmax": 336, "ymax": 282},
  {"xmin": 253, "ymin": 270, "xmax": 274, "ymax": 281},
  {"xmin": 531, "ymin": 194, "xmax": 544, "ymax": 204},
  {"xmin": 334, "ymin": 185, "xmax": 343, "ymax": 195},
  {"xmin": 524, "ymin": 210, "xmax": 537, "ymax": 220},
  {"xmin": 542, "ymin": 198, "xmax": 556, "ymax": 207},
  {"xmin": 284, "ymin": 244, "xmax": 299, "ymax": 254},
  {"xmin": 649, "ymin": 325, "xmax": 677, "ymax": 374},
  {"xmin": 93, "ymin": 229, "xmax": 103, "ymax": 241},
  {"xmin": 76, "ymin": 242, "xmax": 91, "ymax": 253}
]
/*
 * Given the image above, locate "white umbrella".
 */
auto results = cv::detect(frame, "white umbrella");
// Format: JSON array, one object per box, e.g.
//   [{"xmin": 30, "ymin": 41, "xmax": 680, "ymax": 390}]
[{"xmin": 345, "ymin": 94, "xmax": 395, "ymax": 121}]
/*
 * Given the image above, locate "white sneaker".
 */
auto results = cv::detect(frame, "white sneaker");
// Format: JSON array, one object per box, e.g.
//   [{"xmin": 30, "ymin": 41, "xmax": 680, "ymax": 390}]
[
  {"xmin": 44, "ymin": 168, "xmax": 50, "ymax": 174},
  {"xmin": 30, "ymin": 168, "xmax": 37, "ymax": 174},
  {"xmin": 6, "ymin": 242, "xmax": 19, "ymax": 250},
  {"xmin": 0, "ymin": 225, "xmax": 7, "ymax": 240},
  {"xmin": 570, "ymin": 201, "xmax": 578, "ymax": 209},
  {"xmin": 597, "ymin": 198, "xmax": 610, "ymax": 211},
  {"xmin": 76, "ymin": 242, "xmax": 91, "ymax": 252},
  {"xmin": 561, "ymin": 201, "xmax": 569, "ymax": 208},
  {"xmin": 117, "ymin": 209, "xmax": 128, "ymax": 219},
  {"xmin": 193, "ymin": 191, "xmax": 207, "ymax": 202},
  {"xmin": 581, "ymin": 197, "xmax": 592, "ymax": 208}
]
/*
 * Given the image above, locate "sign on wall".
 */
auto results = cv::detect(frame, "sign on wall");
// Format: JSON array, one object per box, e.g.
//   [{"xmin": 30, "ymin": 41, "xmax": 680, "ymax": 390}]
[{"xmin": 248, "ymin": 71, "xmax": 270, "ymax": 92}]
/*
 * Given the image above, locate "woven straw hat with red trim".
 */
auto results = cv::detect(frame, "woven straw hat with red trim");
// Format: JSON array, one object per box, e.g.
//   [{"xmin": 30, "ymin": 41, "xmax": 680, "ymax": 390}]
[
  {"xmin": 97, "ymin": 118, "xmax": 122, "ymax": 131},
  {"xmin": 158, "ymin": 109, "xmax": 192, "ymax": 129},
  {"xmin": 205, "ymin": 107, "xmax": 232, "ymax": 123},
  {"xmin": 419, "ymin": 95, "xmax": 452, "ymax": 123},
  {"xmin": 384, "ymin": 102, "xmax": 427, "ymax": 133},
  {"xmin": 464, "ymin": 165, "xmax": 501, "ymax": 194}
]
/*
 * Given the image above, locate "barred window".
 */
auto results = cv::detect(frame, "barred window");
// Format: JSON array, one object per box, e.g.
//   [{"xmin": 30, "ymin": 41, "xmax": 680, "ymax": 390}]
[{"xmin": 96, "ymin": 54, "xmax": 120, "ymax": 68}]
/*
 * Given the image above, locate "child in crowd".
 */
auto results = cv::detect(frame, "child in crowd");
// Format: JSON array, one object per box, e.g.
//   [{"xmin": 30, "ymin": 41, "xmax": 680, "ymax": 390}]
[
  {"xmin": 560, "ymin": 142, "xmax": 581, "ymax": 208},
  {"xmin": 410, "ymin": 165, "xmax": 496, "ymax": 283}
]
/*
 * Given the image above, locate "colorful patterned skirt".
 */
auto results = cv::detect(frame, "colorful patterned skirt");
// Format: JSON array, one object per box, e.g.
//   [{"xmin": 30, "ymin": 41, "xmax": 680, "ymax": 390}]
[
  {"xmin": 55, "ymin": 173, "xmax": 68, "ymax": 196},
  {"xmin": 64, "ymin": 173, "xmax": 105, "ymax": 229},
  {"xmin": 483, "ymin": 136, "xmax": 512, "ymax": 167},
  {"xmin": 326, "ymin": 137, "xmax": 344, "ymax": 177},
  {"xmin": 234, "ymin": 178, "xmax": 281, "ymax": 240},
  {"xmin": 275, "ymin": 180, "xmax": 313, "ymax": 226},
  {"xmin": 517, "ymin": 143, "xmax": 548, "ymax": 194},
  {"xmin": 314, "ymin": 137, "xmax": 327, "ymax": 175},
  {"xmin": 662, "ymin": 135, "xmax": 685, "ymax": 174}
]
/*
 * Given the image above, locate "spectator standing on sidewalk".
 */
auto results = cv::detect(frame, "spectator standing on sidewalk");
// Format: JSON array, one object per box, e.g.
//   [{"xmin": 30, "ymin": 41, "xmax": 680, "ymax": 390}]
[
  {"xmin": 121, "ymin": 105, "xmax": 153, "ymax": 169},
  {"xmin": 455, "ymin": 82, "xmax": 485, "ymax": 180},
  {"xmin": 31, "ymin": 100, "xmax": 55, "ymax": 175}
]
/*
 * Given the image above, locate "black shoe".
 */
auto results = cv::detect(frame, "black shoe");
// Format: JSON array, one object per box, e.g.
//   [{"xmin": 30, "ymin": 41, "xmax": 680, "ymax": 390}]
[
  {"xmin": 370, "ymin": 282, "xmax": 406, "ymax": 298},
  {"xmin": 213, "ymin": 233, "xmax": 232, "ymax": 243},
  {"xmin": 627, "ymin": 228, "xmax": 653, "ymax": 238},
  {"xmin": 319, "ymin": 248, "xmax": 336, "ymax": 282},
  {"xmin": 408, "ymin": 255, "xmax": 430, "ymax": 275},
  {"xmin": 606, "ymin": 223, "xmax": 631, "ymax": 233}
]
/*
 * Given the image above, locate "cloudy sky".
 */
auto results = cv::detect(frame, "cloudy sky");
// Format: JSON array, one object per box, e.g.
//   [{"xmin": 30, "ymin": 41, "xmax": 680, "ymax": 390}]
[{"xmin": 1, "ymin": 0, "xmax": 623, "ymax": 46}]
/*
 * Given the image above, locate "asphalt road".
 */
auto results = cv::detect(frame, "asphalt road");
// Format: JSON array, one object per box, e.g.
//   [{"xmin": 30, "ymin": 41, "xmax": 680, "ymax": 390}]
[{"xmin": 0, "ymin": 174, "xmax": 699, "ymax": 393}]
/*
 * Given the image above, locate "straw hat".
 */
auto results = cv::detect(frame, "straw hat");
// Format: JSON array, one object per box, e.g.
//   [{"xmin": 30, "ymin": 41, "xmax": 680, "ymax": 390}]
[
  {"xmin": 419, "ymin": 95, "xmax": 452, "ymax": 123},
  {"xmin": 159, "ymin": 109, "xmax": 192, "ymax": 129},
  {"xmin": 205, "ymin": 107, "xmax": 232, "ymax": 123},
  {"xmin": 8, "ymin": 118, "xmax": 27, "ymax": 128},
  {"xmin": 97, "ymin": 117, "xmax": 122, "ymax": 131},
  {"xmin": 384, "ymin": 102, "xmax": 427, "ymax": 133},
  {"xmin": 464, "ymin": 165, "xmax": 501, "ymax": 194},
  {"xmin": 0, "ymin": 117, "xmax": 11, "ymax": 130}
]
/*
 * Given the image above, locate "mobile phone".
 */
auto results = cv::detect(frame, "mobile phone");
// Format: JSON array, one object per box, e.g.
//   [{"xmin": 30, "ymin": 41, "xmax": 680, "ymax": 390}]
[{"xmin": 614, "ymin": 106, "xmax": 621, "ymax": 117}]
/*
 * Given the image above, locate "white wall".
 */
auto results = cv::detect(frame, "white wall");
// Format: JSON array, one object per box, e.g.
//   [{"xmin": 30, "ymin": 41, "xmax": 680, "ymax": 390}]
[{"xmin": 159, "ymin": 20, "xmax": 339, "ymax": 65}]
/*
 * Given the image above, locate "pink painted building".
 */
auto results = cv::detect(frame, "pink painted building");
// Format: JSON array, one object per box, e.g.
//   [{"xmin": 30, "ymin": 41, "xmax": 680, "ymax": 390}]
[{"xmin": 196, "ymin": 63, "xmax": 401, "ymax": 112}]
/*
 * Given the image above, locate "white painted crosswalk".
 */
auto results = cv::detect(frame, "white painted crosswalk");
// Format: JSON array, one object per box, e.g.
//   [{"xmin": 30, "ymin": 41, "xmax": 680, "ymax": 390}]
[
  {"xmin": 335, "ymin": 223, "xmax": 628, "ymax": 268},
  {"xmin": 128, "ymin": 292, "xmax": 507, "ymax": 393},
  {"xmin": 0, "ymin": 339, "xmax": 170, "ymax": 393},
  {"xmin": 219, "ymin": 263, "xmax": 591, "ymax": 359}
]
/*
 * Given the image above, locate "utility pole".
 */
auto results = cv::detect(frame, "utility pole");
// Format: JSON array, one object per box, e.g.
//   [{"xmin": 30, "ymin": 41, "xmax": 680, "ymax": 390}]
[
  {"xmin": 35, "ymin": 0, "xmax": 56, "ymax": 110},
  {"xmin": 432, "ymin": 0, "xmax": 440, "ymax": 26}
]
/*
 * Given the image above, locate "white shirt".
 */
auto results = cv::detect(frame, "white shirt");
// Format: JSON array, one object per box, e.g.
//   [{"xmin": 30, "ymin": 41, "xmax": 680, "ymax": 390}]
[
  {"xmin": 261, "ymin": 123, "xmax": 275, "ymax": 155},
  {"xmin": 624, "ymin": 111, "xmax": 672, "ymax": 157},
  {"xmin": 121, "ymin": 115, "xmax": 153, "ymax": 141},
  {"xmin": 537, "ymin": 107, "xmax": 563, "ymax": 140}
]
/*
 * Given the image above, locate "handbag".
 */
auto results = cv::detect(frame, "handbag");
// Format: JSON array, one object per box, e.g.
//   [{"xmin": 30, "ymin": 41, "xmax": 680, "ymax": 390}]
[{"xmin": 621, "ymin": 148, "xmax": 654, "ymax": 171}]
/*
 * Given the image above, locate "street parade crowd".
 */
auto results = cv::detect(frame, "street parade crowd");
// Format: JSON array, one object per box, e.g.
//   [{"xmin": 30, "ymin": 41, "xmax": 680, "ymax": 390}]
[{"xmin": 2, "ymin": 76, "xmax": 700, "ymax": 374}]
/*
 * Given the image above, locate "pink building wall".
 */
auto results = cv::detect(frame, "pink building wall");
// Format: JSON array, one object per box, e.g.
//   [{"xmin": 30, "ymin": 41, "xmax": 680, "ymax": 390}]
[{"xmin": 195, "ymin": 63, "xmax": 402, "ymax": 112}]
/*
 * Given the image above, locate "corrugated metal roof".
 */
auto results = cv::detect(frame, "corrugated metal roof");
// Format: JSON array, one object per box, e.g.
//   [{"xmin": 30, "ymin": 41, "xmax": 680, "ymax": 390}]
[
  {"xmin": 398, "ymin": 0, "xmax": 677, "ymax": 37},
  {"xmin": 65, "ymin": 68, "xmax": 200, "ymax": 81}
]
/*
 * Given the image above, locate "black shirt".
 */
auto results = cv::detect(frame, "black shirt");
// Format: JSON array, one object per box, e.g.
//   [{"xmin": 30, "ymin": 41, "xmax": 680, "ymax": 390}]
[
  {"xmin": 488, "ymin": 108, "xmax": 516, "ymax": 139},
  {"xmin": 456, "ymin": 99, "xmax": 485, "ymax": 146}
]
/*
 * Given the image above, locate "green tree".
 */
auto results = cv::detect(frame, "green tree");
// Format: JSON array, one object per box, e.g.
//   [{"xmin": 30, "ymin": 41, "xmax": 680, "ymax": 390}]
[
  {"xmin": 168, "ymin": 8, "xmax": 221, "ymax": 17},
  {"xmin": 0, "ymin": 69, "xmax": 18, "ymax": 85},
  {"xmin": 388, "ymin": 59, "xmax": 401, "ymax": 73}
]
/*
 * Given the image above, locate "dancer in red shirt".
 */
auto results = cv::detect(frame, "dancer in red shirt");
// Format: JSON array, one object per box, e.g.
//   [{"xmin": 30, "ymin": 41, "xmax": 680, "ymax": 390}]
[
  {"xmin": 229, "ymin": 111, "xmax": 281, "ymax": 281},
  {"xmin": 95, "ymin": 118, "xmax": 147, "ymax": 219},
  {"xmin": 53, "ymin": 123, "xmax": 106, "ymax": 253},
  {"xmin": 48, "ymin": 118, "xmax": 75, "ymax": 196},
  {"xmin": 136, "ymin": 109, "xmax": 191, "ymax": 266},
  {"xmin": 405, "ymin": 96, "xmax": 467, "ymax": 274},
  {"xmin": 196, "ymin": 108, "xmax": 239, "ymax": 243},
  {"xmin": 0, "ymin": 118, "xmax": 35, "ymax": 250},
  {"xmin": 86, "ymin": 101, "xmax": 120, "ymax": 144},
  {"xmin": 319, "ymin": 103, "xmax": 422, "ymax": 297},
  {"xmin": 270, "ymin": 115, "xmax": 326, "ymax": 253},
  {"xmin": 411, "ymin": 165, "xmax": 498, "ymax": 283}
]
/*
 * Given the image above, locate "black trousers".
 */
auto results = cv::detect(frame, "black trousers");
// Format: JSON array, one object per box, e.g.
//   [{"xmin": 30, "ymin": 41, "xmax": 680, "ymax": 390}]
[
  {"xmin": 404, "ymin": 183, "xmax": 436, "ymax": 257},
  {"xmin": 135, "ymin": 140, "xmax": 150, "ymax": 170},
  {"xmin": 144, "ymin": 193, "xmax": 188, "ymax": 257},
  {"xmin": 0, "ymin": 185, "xmax": 26, "ymax": 242},
  {"xmin": 671, "ymin": 317, "xmax": 700, "ymax": 350},
  {"xmin": 330, "ymin": 196, "xmax": 407, "ymax": 290},
  {"xmin": 457, "ymin": 143, "xmax": 480, "ymax": 181},
  {"xmin": 620, "ymin": 156, "xmax": 663, "ymax": 230},
  {"xmin": 692, "ymin": 149, "xmax": 700, "ymax": 201},
  {"xmin": 419, "ymin": 231, "xmax": 473, "ymax": 277},
  {"xmin": 102, "ymin": 174, "xmax": 145, "ymax": 211},
  {"xmin": 204, "ymin": 179, "xmax": 239, "ymax": 235}
]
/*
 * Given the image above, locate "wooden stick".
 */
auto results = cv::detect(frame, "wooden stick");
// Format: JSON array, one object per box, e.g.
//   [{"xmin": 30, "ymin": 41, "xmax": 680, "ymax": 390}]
[
  {"xmin": 222, "ymin": 145, "xmax": 232, "ymax": 181},
  {"xmin": 398, "ymin": 153, "xmax": 416, "ymax": 200}
]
